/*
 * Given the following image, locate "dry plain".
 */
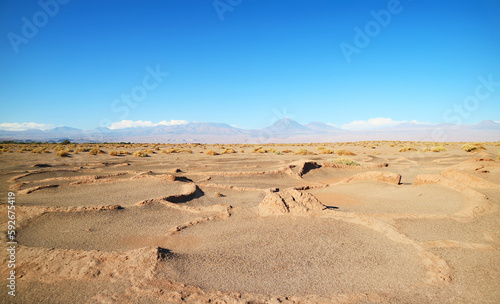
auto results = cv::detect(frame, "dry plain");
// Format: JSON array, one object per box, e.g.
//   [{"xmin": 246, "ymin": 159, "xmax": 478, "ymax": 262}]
[{"xmin": 1, "ymin": 141, "xmax": 500, "ymax": 304}]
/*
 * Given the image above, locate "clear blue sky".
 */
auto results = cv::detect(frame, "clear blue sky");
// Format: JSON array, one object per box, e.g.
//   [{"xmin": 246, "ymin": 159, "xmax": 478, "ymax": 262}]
[{"xmin": 1, "ymin": 0, "xmax": 499, "ymax": 130}]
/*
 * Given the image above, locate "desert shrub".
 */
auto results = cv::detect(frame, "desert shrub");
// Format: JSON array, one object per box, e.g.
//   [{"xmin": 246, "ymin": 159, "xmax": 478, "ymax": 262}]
[
  {"xmin": 335, "ymin": 149, "xmax": 355, "ymax": 156},
  {"xmin": 281, "ymin": 149, "xmax": 293, "ymax": 153},
  {"xmin": 109, "ymin": 150, "xmax": 129, "ymax": 156},
  {"xmin": 32, "ymin": 147, "xmax": 43, "ymax": 154},
  {"xmin": 89, "ymin": 148, "xmax": 105, "ymax": 155},
  {"xmin": 57, "ymin": 150, "xmax": 69, "ymax": 157},
  {"xmin": 294, "ymin": 149, "xmax": 317, "ymax": 156},
  {"xmin": 162, "ymin": 148, "xmax": 192, "ymax": 154},
  {"xmin": 462, "ymin": 143, "xmax": 486, "ymax": 152},
  {"xmin": 430, "ymin": 146, "xmax": 447, "ymax": 152},
  {"xmin": 154, "ymin": 146, "xmax": 160, "ymax": 151},
  {"xmin": 76, "ymin": 147, "xmax": 90, "ymax": 153},
  {"xmin": 317, "ymin": 146, "xmax": 326, "ymax": 150},
  {"xmin": 274, "ymin": 150, "xmax": 281, "ymax": 155},
  {"xmin": 221, "ymin": 148, "xmax": 236, "ymax": 154},
  {"xmin": 206, "ymin": 149, "xmax": 219, "ymax": 155},
  {"xmin": 133, "ymin": 150, "xmax": 149, "ymax": 157},
  {"xmin": 319, "ymin": 149, "xmax": 334, "ymax": 154},
  {"xmin": 251, "ymin": 147, "xmax": 267, "ymax": 153},
  {"xmin": 326, "ymin": 157, "xmax": 360, "ymax": 166},
  {"xmin": 398, "ymin": 147, "xmax": 417, "ymax": 152}
]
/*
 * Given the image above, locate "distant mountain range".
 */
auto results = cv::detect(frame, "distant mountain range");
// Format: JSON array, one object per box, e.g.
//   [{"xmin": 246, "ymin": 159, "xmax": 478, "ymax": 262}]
[{"xmin": 0, "ymin": 119, "xmax": 499, "ymax": 143}]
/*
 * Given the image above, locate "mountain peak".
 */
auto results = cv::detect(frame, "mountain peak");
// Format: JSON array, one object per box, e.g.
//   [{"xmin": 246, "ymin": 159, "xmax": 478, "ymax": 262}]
[{"xmin": 266, "ymin": 118, "xmax": 309, "ymax": 133}]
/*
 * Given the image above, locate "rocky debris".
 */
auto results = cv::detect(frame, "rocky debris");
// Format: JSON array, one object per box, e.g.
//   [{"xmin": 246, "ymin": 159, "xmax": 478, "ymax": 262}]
[
  {"xmin": 342, "ymin": 171, "xmax": 401, "ymax": 185},
  {"xmin": 258, "ymin": 188, "xmax": 326, "ymax": 216}
]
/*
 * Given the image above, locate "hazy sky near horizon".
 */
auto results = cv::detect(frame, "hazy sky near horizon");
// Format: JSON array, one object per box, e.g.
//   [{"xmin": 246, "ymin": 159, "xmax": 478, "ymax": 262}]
[{"xmin": 1, "ymin": 0, "xmax": 499, "ymax": 131}]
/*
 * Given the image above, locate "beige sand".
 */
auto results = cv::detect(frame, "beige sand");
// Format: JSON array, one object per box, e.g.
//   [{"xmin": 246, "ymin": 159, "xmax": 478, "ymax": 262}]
[{"xmin": 0, "ymin": 141, "xmax": 499, "ymax": 303}]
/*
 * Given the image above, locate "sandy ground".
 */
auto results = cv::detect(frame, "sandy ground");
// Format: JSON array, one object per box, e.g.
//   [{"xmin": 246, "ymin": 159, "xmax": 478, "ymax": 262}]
[{"xmin": 0, "ymin": 141, "xmax": 499, "ymax": 303}]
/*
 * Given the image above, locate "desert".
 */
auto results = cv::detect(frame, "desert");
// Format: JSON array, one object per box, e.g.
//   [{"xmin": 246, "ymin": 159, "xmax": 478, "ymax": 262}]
[{"xmin": 1, "ymin": 141, "xmax": 499, "ymax": 303}]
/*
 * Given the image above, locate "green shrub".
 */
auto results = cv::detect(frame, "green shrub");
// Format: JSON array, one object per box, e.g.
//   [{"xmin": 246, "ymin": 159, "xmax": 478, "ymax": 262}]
[{"xmin": 326, "ymin": 157, "xmax": 360, "ymax": 166}]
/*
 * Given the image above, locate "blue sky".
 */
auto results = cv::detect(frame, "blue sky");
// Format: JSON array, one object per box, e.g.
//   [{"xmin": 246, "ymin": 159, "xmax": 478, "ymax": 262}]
[{"xmin": 1, "ymin": 0, "xmax": 499, "ymax": 131}]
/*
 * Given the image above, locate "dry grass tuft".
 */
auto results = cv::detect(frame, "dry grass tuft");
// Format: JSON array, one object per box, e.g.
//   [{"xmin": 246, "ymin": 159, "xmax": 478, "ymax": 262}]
[
  {"xmin": 206, "ymin": 149, "xmax": 219, "ymax": 156},
  {"xmin": 319, "ymin": 149, "xmax": 334, "ymax": 154},
  {"xmin": 221, "ymin": 148, "xmax": 237, "ymax": 154},
  {"xmin": 335, "ymin": 149, "xmax": 356, "ymax": 156},
  {"xmin": 398, "ymin": 147, "xmax": 417, "ymax": 152},
  {"xmin": 294, "ymin": 149, "xmax": 317, "ymax": 156},
  {"xmin": 109, "ymin": 150, "xmax": 130, "ymax": 156},
  {"xmin": 325, "ymin": 157, "xmax": 360, "ymax": 166},
  {"xmin": 57, "ymin": 151, "xmax": 70, "ymax": 157},
  {"xmin": 133, "ymin": 150, "xmax": 149, "ymax": 157},
  {"xmin": 430, "ymin": 146, "xmax": 447, "ymax": 152},
  {"xmin": 89, "ymin": 148, "xmax": 105, "ymax": 155},
  {"xmin": 462, "ymin": 143, "xmax": 486, "ymax": 152}
]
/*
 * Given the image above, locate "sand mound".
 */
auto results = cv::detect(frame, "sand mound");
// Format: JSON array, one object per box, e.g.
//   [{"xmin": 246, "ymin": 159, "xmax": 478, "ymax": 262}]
[
  {"xmin": 16, "ymin": 245, "xmax": 163, "ymax": 284},
  {"xmin": 441, "ymin": 170, "xmax": 500, "ymax": 189},
  {"xmin": 288, "ymin": 160, "xmax": 321, "ymax": 176},
  {"xmin": 258, "ymin": 188, "xmax": 325, "ymax": 216},
  {"xmin": 341, "ymin": 171, "xmax": 401, "ymax": 185}
]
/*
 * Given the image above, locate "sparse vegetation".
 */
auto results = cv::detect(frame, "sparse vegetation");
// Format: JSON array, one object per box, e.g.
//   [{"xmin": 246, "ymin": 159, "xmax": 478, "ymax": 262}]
[
  {"xmin": 206, "ymin": 149, "xmax": 219, "ymax": 156},
  {"xmin": 335, "ymin": 149, "xmax": 355, "ymax": 156},
  {"xmin": 326, "ymin": 157, "xmax": 360, "ymax": 166},
  {"xmin": 133, "ymin": 150, "xmax": 149, "ymax": 157},
  {"xmin": 398, "ymin": 147, "xmax": 417, "ymax": 152},
  {"xmin": 57, "ymin": 150, "xmax": 69, "ymax": 157},
  {"xmin": 252, "ymin": 147, "xmax": 268, "ymax": 153},
  {"xmin": 462, "ymin": 143, "xmax": 486, "ymax": 152},
  {"xmin": 294, "ymin": 149, "xmax": 317, "ymax": 156},
  {"xmin": 430, "ymin": 146, "xmax": 447, "ymax": 152},
  {"xmin": 221, "ymin": 148, "xmax": 237, "ymax": 154},
  {"xmin": 89, "ymin": 148, "xmax": 105, "ymax": 155},
  {"xmin": 109, "ymin": 150, "xmax": 129, "ymax": 156},
  {"xmin": 319, "ymin": 149, "xmax": 334, "ymax": 154}
]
